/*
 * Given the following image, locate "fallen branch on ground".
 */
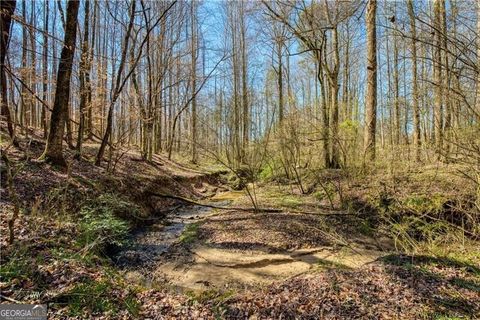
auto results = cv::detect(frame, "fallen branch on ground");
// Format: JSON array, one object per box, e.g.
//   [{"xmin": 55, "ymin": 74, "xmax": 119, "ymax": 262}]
[
  {"xmin": 147, "ymin": 191, "xmax": 355, "ymax": 216},
  {"xmin": 0, "ymin": 294, "xmax": 23, "ymax": 304}
]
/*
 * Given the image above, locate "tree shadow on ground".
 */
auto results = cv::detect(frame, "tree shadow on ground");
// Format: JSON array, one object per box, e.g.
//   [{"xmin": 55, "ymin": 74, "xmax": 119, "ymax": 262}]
[
  {"xmin": 379, "ymin": 253, "xmax": 480, "ymax": 318},
  {"xmin": 198, "ymin": 210, "xmax": 389, "ymax": 253}
]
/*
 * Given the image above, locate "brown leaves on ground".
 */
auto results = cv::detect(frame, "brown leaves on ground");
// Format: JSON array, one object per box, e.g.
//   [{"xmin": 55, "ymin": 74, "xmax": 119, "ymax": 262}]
[
  {"xmin": 135, "ymin": 255, "xmax": 479, "ymax": 319},
  {"xmin": 226, "ymin": 258, "xmax": 480, "ymax": 319},
  {"xmin": 198, "ymin": 211, "xmax": 332, "ymax": 252}
]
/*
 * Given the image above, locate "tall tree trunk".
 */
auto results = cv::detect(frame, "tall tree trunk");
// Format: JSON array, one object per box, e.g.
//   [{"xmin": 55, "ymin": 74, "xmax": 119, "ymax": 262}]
[
  {"xmin": 329, "ymin": 27, "xmax": 340, "ymax": 168},
  {"xmin": 190, "ymin": 1, "xmax": 198, "ymax": 163},
  {"xmin": 95, "ymin": 0, "xmax": 136, "ymax": 166},
  {"xmin": 241, "ymin": 1, "xmax": 248, "ymax": 160},
  {"xmin": 317, "ymin": 62, "xmax": 330, "ymax": 168},
  {"xmin": 441, "ymin": 0, "xmax": 451, "ymax": 155},
  {"xmin": 476, "ymin": 0, "xmax": 480, "ymax": 118},
  {"xmin": 86, "ymin": 2, "xmax": 97, "ymax": 139},
  {"xmin": 433, "ymin": 0, "xmax": 443, "ymax": 154},
  {"xmin": 75, "ymin": 0, "xmax": 90, "ymax": 159},
  {"xmin": 40, "ymin": 0, "xmax": 80, "ymax": 167},
  {"xmin": 0, "ymin": 0, "xmax": 18, "ymax": 145},
  {"xmin": 277, "ymin": 41, "xmax": 283, "ymax": 124},
  {"xmin": 393, "ymin": 25, "xmax": 400, "ymax": 146},
  {"xmin": 29, "ymin": 1, "xmax": 37, "ymax": 129},
  {"xmin": 364, "ymin": 0, "xmax": 377, "ymax": 162},
  {"xmin": 20, "ymin": 0, "xmax": 27, "ymax": 135},
  {"xmin": 408, "ymin": 0, "xmax": 421, "ymax": 162},
  {"xmin": 41, "ymin": 1, "xmax": 49, "ymax": 138}
]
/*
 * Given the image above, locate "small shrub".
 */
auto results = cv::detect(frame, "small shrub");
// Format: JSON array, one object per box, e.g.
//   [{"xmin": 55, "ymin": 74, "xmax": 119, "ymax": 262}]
[
  {"xmin": 124, "ymin": 292, "xmax": 142, "ymax": 316},
  {"xmin": 179, "ymin": 223, "xmax": 200, "ymax": 244},
  {"xmin": 400, "ymin": 194, "xmax": 446, "ymax": 215},
  {"xmin": 92, "ymin": 193, "xmax": 143, "ymax": 220},
  {"xmin": 77, "ymin": 194, "xmax": 132, "ymax": 255},
  {"xmin": 259, "ymin": 164, "xmax": 274, "ymax": 180}
]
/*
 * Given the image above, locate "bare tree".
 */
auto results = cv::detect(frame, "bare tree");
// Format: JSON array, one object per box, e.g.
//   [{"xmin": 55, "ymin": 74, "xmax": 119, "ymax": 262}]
[
  {"xmin": 408, "ymin": 0, "xmax": 421, "ymax": 161},
  {"xmin": 433, "ymin": 0, "xmax": 443, "ymax": 153},
  {"xmin": 364, "ymin": 0, "xmax": 377, "ymax": 162},
  {"xmin": 75, "ymin": 0, "xmax": 91, "ymax": 159},
  {"xmin": 40, "ymin": 0, "xmax": 80, "ymax": 167},
  {"xmin": 0, "ymin": 0, "xmax": 18, "ymax": 145}
]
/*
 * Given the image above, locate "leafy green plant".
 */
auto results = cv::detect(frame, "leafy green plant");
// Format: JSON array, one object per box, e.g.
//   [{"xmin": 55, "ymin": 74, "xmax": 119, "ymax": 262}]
[
  {"xmin": 400, "ymin": 194, "xmax": 446, "ymax": 214},
  {"xmin": 92, "ymin": 193, "xmax": 143, "ymax": 220},
  {"xmin": 259, "ymin": 163, "xmax": 274, "ymax": 180},
  {"xmin": 66, "ymin": 279, "xmax": 118, "ymax": 316},
  {"xmin": 77, "ymin": 194, "xmax": 132, "ymax": 255},
  {"xmin": 179, "ymin": 223, "xmax": 200, "ymax": 244},
  {"xmin": 0, "ymin": 248, "xmax": 35, "ymax": 283}
]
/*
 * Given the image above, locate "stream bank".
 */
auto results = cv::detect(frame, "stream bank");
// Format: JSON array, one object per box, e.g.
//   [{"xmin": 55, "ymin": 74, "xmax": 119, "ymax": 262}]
[{"xmin": 114, "ymin": 189, "xmax": 387, "ymax": 293}]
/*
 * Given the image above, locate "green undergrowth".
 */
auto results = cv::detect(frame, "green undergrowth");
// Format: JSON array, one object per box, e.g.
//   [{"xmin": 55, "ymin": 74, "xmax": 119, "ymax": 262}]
[
  {"xmin": 0, "ymin": 245, "xmax": 43, "ymax": 285},
  {"xmin": 1, "ymin": 190, "xmax": 145, "ymax": 314},
  {"xmin": 280, "ymin": 196, "xmax": 303, "ymax": 209},
  {"xmin": 185, "ymin": 288, "xmax": 235, "ymax": 317},
  {"xmin": 61, "ymin": 273, "xmax": 142, "ymax": 317},
  {"xmin": 179, "ymin": 222, "xmax": 200, "ymax": 244}
]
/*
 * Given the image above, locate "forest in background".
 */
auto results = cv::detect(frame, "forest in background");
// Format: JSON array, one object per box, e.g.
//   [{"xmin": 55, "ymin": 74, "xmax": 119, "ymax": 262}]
[
  {"xmin": 1, "ymin": 0, "xmax": 479, "ymax": 318},
  {"xmin": 1, "ymin": 0, "xmax": 479, "ymax": 169}
]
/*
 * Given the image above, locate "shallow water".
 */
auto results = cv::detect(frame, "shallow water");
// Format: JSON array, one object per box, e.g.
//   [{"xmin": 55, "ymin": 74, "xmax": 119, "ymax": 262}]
[{"xmin": 115, "ymin": 200, "xmax": 230, "ymax": 268}]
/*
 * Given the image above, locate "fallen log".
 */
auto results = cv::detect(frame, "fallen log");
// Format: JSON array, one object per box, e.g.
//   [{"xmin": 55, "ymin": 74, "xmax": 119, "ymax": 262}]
[{"xmin": 147, "ymin": 191, "xmax": 355, "ymax": 216}]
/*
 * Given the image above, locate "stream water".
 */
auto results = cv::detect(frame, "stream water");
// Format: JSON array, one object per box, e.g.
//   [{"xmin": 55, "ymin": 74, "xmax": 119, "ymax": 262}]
[{"xmin": 115, "ymin": 200, "xmax": 230, "ymax": 269}]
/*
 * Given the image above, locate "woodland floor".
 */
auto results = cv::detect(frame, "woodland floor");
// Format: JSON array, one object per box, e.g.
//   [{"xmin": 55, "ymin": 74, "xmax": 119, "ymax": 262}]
[{"xmin": 1, "ymin": 131, "xmax": 479, "ymax": 319}]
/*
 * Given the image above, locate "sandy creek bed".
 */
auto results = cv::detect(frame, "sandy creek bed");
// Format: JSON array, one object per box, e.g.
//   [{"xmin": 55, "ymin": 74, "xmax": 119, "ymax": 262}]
[{"xmin": 115, "ymin": 195, "xmax": 385, "ymax": 292}]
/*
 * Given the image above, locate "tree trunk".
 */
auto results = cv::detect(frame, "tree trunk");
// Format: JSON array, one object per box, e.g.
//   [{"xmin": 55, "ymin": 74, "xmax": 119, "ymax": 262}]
[
  {"xmin": 29, "ymin": 1, "xmax": 37, "ymax": 130},
  {"xmin": 364, "ymin": 0, "xmax": 377, "ymax": 162},
  {"xmin": 408, "ymin": 0, "xmax": 421, "ymax": 161},
  {"xmin": 20, "ymin": 0, "xmax": 27, "ymax": 134},
  {"xmin": 477, "ymin": 0, "xmax": 480, "ymax": 118},
  {"xmin": 433, "ymin": 0, "xmax": 443, "ymax": 154},
  {"xmin": 75, "ymin": 0, "xmax": 90, "ymax": 159},
  {"xmin": 190, "ymin": 1, "xmax": 198, "ymax": 163},
  {"xmin": 41, "ymin": 1, "xmax": 49, "ymax": 138},
  {"xmin": 329, "ymin": 27, "xmax": 340, "ymax": 169},
  {"xmin": 96, "ymin": 0, "xmax": 136, "ymax": 166},
  {"xmin": 0, "ymin": 0, "xmax": 18, "ymax": 145},
  {"xmin": 41, "ymin": 0, "xmax": 80, "ymax": 167},
  {"xmin": 393, "ymin": 26, "xmax": 400, "ymax": 146},
  {"xmin": 240, "ymin": 1, "xmax": 248, "ymax": 160},
  {"xmin": 86, "ymin": 2, "xmax": 97, "ymax": 139}
]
